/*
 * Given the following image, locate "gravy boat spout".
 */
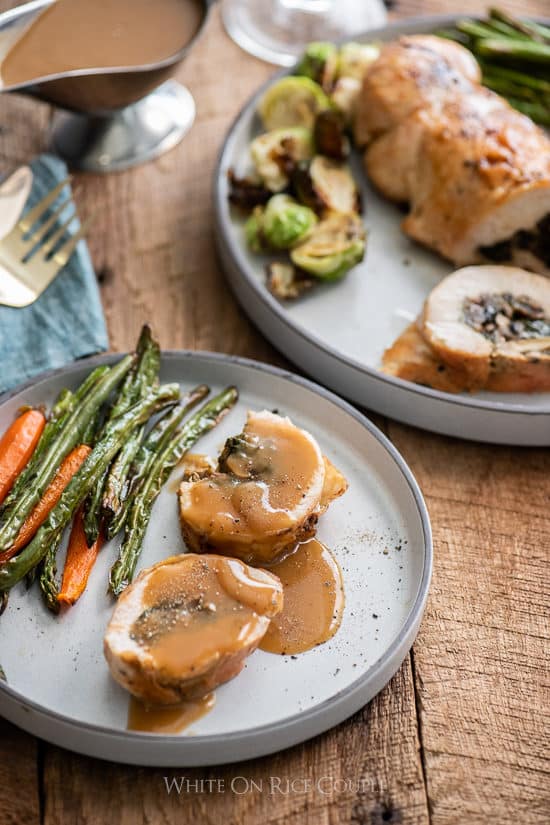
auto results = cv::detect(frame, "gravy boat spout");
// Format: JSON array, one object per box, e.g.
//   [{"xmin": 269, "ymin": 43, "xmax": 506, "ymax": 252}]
[{"xmin": 0, "ymin": 0, "xmax": 213, "ymax": 171}]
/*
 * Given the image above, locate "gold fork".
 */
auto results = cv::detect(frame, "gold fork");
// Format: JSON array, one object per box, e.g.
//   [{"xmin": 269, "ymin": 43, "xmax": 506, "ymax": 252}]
[{"xmin": 0, "ymin": 178, "xmax": 92, "ymax": 308}]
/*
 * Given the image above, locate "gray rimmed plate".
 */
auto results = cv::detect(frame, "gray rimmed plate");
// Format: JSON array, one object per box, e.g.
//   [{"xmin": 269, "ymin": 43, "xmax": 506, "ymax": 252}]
[
  {"xmin": 213, "ymin": 15, "xmax": 550, "ymax": 446},
  {"xmin": 0, "ymin": 352, "xmax": 431, "ymax": 766}
]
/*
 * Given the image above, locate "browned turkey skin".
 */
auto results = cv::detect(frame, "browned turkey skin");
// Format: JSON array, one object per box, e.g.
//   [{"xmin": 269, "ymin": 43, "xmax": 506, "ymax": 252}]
[{"xmin": 355, "ymin": 36, "xmax": 550, "ymax": 277}]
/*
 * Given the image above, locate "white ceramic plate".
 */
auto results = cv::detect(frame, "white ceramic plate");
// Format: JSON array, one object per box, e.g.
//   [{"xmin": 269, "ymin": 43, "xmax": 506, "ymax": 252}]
[
  {"xmin": 0, "ymin": 352, "xmax": 431, "ymax": 766},
  {"xmin": 214, "ymin": 15, "xmax": 550, "ymax": 446}
]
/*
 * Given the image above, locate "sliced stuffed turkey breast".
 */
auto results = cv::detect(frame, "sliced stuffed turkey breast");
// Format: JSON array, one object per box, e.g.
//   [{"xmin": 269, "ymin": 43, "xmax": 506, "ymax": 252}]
[
  {"xmin": 402, "ymin": 93, "xmax": 550, "ymax": 277},
  {"xmin": 104, "ymin": 553, "xmax": 283, "ymax": 705},
  {"xmin": 422, "ymin": 265, "xmax": 550, "ymax": 391},
  {"xmin": 178, "ymin": 410, "xmax": 347, "ymax": 566},
  {"xmin": 355, "ymin": 34, "xmax": 550, "ymax": 276}
]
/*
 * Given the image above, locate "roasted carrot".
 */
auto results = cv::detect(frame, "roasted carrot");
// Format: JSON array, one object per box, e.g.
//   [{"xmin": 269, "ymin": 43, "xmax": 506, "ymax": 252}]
[
  {"xmin": 0, "ymin": 444, "xmax": 91, "ymax": 563},
  {"xmin": 57, "ymin": 507, "xmax": 103, "ymax": 607},
  {"xmin": 0, "ymin": 409, "xmax": 45, "ymax": 505}
]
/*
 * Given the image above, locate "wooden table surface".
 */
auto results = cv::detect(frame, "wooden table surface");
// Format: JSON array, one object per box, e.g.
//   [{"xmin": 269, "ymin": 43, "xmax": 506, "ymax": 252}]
[{"xmin": 1, "ymin": 2, "xmax": 548, "ymax": 823}]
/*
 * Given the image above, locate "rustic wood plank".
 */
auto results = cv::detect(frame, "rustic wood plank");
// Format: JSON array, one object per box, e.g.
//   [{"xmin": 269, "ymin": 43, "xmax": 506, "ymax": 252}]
[
  {"xmin": 0, "ymin": 719, "xmax": 41, "ymax": 825},
  {"xmin": 388, "ymin": 424, "xmax": 550, "ymax": 825},
  {"xmin": 0, "ymin": 8, "xmax": 51, "ymax": 824},
  {"xmin": 0, "ymin": 96, "xmax": 50, "ymax": 166}
]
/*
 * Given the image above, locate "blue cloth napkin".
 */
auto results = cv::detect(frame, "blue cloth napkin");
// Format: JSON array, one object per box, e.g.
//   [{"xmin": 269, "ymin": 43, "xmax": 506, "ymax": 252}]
[{"xmin": 0, "ymin": 154, "xmax": 108, "ymax": 395}]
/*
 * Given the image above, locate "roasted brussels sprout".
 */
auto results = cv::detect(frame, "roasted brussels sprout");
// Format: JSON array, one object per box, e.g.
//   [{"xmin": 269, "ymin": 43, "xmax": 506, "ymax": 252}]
[
  {"xmin": 338, "ymin": 42, "xmax": 380, "ymax": 80},
  {"xmin": 292, "ymin": 156, "xmax": 360, "ymax": 216},
  {"xmin": 310, "ymin": 156, "xmax": 360, "ymax": 214},
  {"xmin": 228, "ymin": 169, "xmax": 271, "ymax": 211},
  {"xmin": 262, "ymin": 194, "xmax": 318, "ymax": 249},
  {"xmin": 258, "ymin": 76, "xmax": 332, "ymax": 131},
  {"xmin": 295, "ymin": 42, "xmax": 339, "ymax": 93},
  {"xmin": 266, "ymin": 261, "xmax": 314, "ymax": 300},
  {"xmin": 314, "ymin": 110, "xmax": 350, "ymax": 160},
  {"xmin": 245, "ymin": 195, "xmax": 318, "ymax": 252},
  {"xmin": 250, "ymin": 127, "xmax": 314, "ymax": 192},
  {"xmin": 290, "ymin": 212, "xmax": 366, "ymax": 280}
]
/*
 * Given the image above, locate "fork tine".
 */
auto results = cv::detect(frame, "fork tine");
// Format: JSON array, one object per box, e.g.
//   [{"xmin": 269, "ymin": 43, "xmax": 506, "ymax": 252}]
[
  {"xmin": 18, "ymin": 178, "xmax": 71, "ymax": 233},
  {"xmin": 52, "ymin": 216, "xmax": 93, "ymax": 266},
  {"xmin": 25, "ymin": 197, "xmax": 72, "ymax": 249},
  {"xmin": 39, "ymin": 211, "xmax": 77, "ymax": 257}
]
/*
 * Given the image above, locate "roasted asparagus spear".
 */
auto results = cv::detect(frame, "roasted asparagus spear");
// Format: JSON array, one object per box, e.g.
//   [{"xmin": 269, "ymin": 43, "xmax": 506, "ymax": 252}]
[
  {"xmin": 38, "ymin": 530, "xmax": 65, "ymax": 614},
  {"xmin": 440, "ymin": 9, "xmax": 550, "ymax": 125},
  {"xmin": 83, "ymin": 326, "xmax": 161, "ymax": 546},
  {"xmin": 109, "ymin": 386, "xmax": 238, "ymax": 595},
  {"xmin": 104, "ymin": 383, "xmax": 210, "ymax": 541}
]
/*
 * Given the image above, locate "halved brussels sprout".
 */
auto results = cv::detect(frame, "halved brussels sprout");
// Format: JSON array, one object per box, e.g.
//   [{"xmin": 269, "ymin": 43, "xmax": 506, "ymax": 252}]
[
  {"xmin": 314, "ymin": 110, "xmax": 350, "ymax": 160},
  {"xmin": 310, "ymin": 156, "xmax": 360, "ymax": 214},
  {"xmin": 258, "ymin": 76, "xmax": 332, "ymax": 131},
  {"xmin": 262, "ymin": 194, "xmax": 318, "ymax": 249},
  {"xmin": 293, "ymin": 155, "xmax": 360, "ymax": 216},
  {"xmin": 290, "ymin": 212, "xmax": 366, "ymax": 280},
  {"xmin": 250, "ymin": 127, "xmax": 314, "ymax": 192},
  {"xmin": 295, "ymin": 42, "xmax": 339, "ymax": 93},
  {"xmin": 338, "ymin": 42, "xmax": 380, "ymax": 80},
  {"xmin": 267, "ymin": 261, "xmax": 314, "ymax": 300},
  {"xmin": 245, "ymin": 195, "xmax": 318, "ymax": 251}
]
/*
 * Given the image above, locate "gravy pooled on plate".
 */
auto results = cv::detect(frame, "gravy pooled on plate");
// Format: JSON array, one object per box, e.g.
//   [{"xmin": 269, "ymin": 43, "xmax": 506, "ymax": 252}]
[
  {"xmin": 1, "ymin": 0, "xmax": 204, "ymax": 88},
  {"xmin": 127, "ymin": 691, "xmax": 215, "ymax": 734},
  {"xmin": 260, "ymin": 538, "xmax": 345, "ymax": 656}
]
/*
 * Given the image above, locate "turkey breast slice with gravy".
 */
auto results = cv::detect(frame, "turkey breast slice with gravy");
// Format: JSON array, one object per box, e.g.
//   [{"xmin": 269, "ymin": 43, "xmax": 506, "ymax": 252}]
[
  {"xmin": 178, "ymin": 410, "xmax": 348, "ymax": 566},
  {"xmin": 104, "ymin": 553, "xmax": 283, "ymax": 705}
]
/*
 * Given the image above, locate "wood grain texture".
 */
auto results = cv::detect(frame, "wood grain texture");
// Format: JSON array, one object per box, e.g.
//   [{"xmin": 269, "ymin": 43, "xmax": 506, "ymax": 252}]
[
  {"xmin": 0, "ymin": 1, "xmax": 548, "ymax": 824},
  {"xmin": 388, "ymin": 425, "xmax": 550, "ymax": 824},
  {"xmin": 0, "ymin": 8, "xmax": 49, "ymax": 825},
  {"xmin": 0, "ymin": 719, "xmax": 40, "ymax": 825}
]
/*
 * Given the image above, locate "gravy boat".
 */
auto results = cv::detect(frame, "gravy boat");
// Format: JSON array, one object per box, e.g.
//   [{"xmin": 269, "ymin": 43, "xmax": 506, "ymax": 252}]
[{"xmin": 0, "ymin": 0, "xmax": 213, "ymax": 171}]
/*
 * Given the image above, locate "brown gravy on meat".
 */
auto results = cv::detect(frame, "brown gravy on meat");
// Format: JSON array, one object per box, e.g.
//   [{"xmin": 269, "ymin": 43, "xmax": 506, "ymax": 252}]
[
  {"xmin": 260, "ymin": 539, "xmax": 345, "ymax": 655},
  {"xmin": 179, "ymin": 415, "xmax": 325, "ymax": 565},
  {"xmin": 130, "ymin": 555, "xmax": 282, "ymax": 677},
  {"xmin": 128, "ymin": 692, "xmax": 215, "ymax": 734},
  {"xmin": 1, "ymin": 0, "xmax": 204, "ymax": 88},
  {"xmin": 125, "ymin": 543, "xmax": 344, "ymax": 732},
  {"xmin": 186, "ymin": 418, "xmax": 321, "ymax": 536},
  {"xmin": 125, "ymin": 554, "xmax": 282, "ymax": 734}
]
